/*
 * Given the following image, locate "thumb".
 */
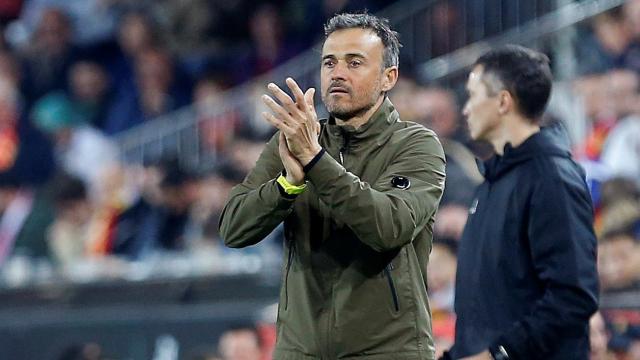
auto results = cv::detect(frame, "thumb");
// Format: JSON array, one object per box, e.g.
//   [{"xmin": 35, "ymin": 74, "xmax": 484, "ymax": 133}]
[{"xmin": 279, "ymin": 132, "xmax": 293, "ymax": 157}]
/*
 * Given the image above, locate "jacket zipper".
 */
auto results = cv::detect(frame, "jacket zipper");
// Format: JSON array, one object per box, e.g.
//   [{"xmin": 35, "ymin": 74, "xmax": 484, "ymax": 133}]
[
  {"xmin": 384, "ymin": 265, "xmax": 400, "ymax": 312},
  {"xmin": 339, "ymin": 131, "xmax": 350, "ymax": 164},
  {"xmin": 284, "ymin": 243, "xmax": 294, "ymax": 310}
]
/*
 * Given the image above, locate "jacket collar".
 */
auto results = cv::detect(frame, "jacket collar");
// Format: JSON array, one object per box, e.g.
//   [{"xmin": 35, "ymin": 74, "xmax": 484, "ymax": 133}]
[
  {"xmin": 482, "ymin": 122, "xmax": 572, "ymax": 181},
  {"xmin": 323, "ymin": 97, "xmax": 399, "ymax": 145}
]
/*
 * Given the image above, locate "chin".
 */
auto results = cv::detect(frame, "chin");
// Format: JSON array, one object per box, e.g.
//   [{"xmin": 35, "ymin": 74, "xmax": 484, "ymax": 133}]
[{"xmin": 327, "ymin": 105, "xmax": 354, "ymax": 120}]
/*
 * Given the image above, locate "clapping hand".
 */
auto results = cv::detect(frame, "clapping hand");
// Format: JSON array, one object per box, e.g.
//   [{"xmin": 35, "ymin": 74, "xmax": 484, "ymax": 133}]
[{"xmin": 261, "ymin": 77, "xmax": 322, "ymax": 166}]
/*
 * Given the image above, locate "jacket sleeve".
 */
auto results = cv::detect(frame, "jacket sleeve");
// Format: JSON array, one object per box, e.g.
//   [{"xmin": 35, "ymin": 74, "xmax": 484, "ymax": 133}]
[
  {"xmin": 218, "ymin": 132, "xmax": 295, "ymax": 248},
  {"xmin": 305, "ymin": 128, "xmax": 446, "ymax": 252},
  {"xmin": 491, "ymin": 172, "xmax": 599, "ymax": 358}
]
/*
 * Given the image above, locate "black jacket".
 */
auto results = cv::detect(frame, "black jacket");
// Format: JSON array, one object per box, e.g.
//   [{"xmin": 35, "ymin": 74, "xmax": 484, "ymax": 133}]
[{"xmin": 448, "ymin": 126, "xmax": 598, "ymax": 359}]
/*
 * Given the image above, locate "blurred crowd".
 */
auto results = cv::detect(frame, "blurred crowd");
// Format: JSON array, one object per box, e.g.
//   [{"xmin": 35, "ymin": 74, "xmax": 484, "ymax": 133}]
[
  {"xmin": 0, "ymin": 0, "xmax": 398, "ymax": 284},
  {"xmin": 0, "ymin": 0, "xmax": 639, "ymax": 359}
]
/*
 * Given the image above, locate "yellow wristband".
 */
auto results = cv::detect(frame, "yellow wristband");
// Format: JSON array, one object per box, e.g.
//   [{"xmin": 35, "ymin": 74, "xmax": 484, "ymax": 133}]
[{"xmin": 277, "ymin": 174, "xmax": 307, "ymax": 195}]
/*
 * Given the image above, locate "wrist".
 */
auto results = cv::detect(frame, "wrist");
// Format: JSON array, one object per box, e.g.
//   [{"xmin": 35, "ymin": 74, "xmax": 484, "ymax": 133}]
[
  {"xmin": 301, "ymin": 148, "xmax": 325, "ymax": 174},
  {"xmin": 285, "ymin": 174, "xmax": 304, "ymax": 186},
  {"xmin": 300, "ymin": 146, "xmax": 323, "ymax": 166},
  {"xmin": 277, "ymin": 173, "xmax": 307, "ymax": 196}
]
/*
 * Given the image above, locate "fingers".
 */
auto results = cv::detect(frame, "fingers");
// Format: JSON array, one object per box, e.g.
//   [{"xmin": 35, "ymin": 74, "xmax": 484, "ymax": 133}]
[
  {"xmin": 264, "ymin": 79, "xmax": 318, "ymax": 135},
  {"xmin": 267, "ymin": 82, "xmax": 301, "ymax": 117},
  {"xmin": 262, "ymin": 94, "xmax": 296, "ymax": 128},
  {"xmin": 304, "ymin": 87, "xmax": 315, "ymax": 109},
  {"xmin": 286, "ymin": 78, "xmax": 307, "ymax": 110},
  {"xmin": 303, "ymin": 88, "xmax": 320, "ymax": 135},
  {"xmin": 305, "ymin": 88, "xmax": 319, "ymax": 133},
  {"xmin": 262, "ymin": 110, "xmax": 294, "ymax": 133},
  {"xmin": 304, "ymin": 88, "xmax": 317, "ymax": 120}
]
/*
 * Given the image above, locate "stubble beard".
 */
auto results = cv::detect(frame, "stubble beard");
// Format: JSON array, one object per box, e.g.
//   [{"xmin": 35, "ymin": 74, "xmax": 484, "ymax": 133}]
[
  {"xmin": 327, "ymin": 98, "xmax": 378, "ymax": 121},
  {"xmin": 324, "ymin": 85, "xmax": 383, "ymax": 122}
]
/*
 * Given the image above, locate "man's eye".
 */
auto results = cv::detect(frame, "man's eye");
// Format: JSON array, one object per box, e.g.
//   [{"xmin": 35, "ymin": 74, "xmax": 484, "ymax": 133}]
[
  {"xmin": 350, "ymin": 60, "xmax": 362, "ymax": 67},
  {"xmin": 323, "ymin": 60, "xmax": 335, "ymax": 67}
]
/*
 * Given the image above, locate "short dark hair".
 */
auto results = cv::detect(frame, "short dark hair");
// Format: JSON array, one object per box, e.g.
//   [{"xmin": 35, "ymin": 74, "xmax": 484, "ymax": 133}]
[
  {"xmin": 474, "ymin": 44, "xmax": 552, "ymax": 120},
  {"xmin": 324, "ymin": 13, "xmax": 401, "ymax": 68}
]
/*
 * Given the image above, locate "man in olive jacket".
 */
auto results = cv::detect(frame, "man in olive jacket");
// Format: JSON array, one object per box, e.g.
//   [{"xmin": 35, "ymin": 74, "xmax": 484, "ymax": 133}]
[{"xmin": 219, "ymin": 13, "xmax": 446, "ymax": 360}]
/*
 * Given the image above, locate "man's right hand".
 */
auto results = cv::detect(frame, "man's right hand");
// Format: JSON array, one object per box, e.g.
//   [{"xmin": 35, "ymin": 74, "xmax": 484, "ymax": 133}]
[{"xmin": 279, "ymin": 132, "xmax": 305, "ymax": 185}]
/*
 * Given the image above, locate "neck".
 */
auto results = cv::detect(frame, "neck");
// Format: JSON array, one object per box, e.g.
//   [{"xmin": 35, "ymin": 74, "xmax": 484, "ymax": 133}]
[
  {"xmin": 490, "ymin": 115, "xmax": 540, "ymax": 155},
  {"xmin": 336, "ymin": 96, "xmax": 385, "ymax": 129}
]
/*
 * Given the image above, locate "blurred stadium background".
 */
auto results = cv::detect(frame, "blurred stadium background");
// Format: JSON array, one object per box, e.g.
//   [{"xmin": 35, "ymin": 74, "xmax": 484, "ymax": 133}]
[{"xmin": 0, "ymin": 0, "xmax": 639, "ymax": 359}]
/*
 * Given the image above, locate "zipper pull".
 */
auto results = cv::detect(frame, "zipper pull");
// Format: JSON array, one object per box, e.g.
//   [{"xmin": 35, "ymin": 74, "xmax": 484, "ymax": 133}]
[{"xmin": 339, "ymin": 129, "xmax": 349, "ymax": 165}]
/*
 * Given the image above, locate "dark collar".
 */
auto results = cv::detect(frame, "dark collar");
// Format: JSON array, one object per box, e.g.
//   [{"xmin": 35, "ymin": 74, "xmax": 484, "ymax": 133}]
[{"xmin": 323, "ymin": 97, "xmax": 399, "ymax": 144}]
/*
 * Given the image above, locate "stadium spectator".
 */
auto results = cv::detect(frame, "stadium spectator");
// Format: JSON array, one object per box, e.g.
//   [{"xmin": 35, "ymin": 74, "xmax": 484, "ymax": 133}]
[
  {"xmin": 422, "ymin": 2, "xmax": 465, "ymax": 58},
  {"xmin": 19, "ymin": 7, "xmax": 79, "ymax": 104},
  {"xmin": 46, "ymin": 172, "xmax": 92, "ymax": 269},
  {"xmin": 112, "ymin": 10, "xmax": 159, "ymax": 80},
  {"xmin": 194, "ymin": 75, "xmax": 240, "ymax": 157},
  {"xmin": 427, "ymin": 238, "xmax": 457, "ymax": 313},
  {"xmin": 412, "ymin": 86, "xmax": 482, "ymax": 207},
  {"xmin": 217, "ymin": 326, "xmax": 262, "ymax": 360},
  {"xmin": 597, "ymin": 200, "xmax": 640, "ymax": 292},
  {"xmin": 66, "ymin": 60, "xmax": 114, "ymax": 131},
  {"xmin": 600, "ymin": 113, "xmax": 640, "ymax": 182},
  {"xmin": 0, "ymin": 174, "xmax": 54, "ymax": 268},
  {"xmin": 17, "ymin": 0, "xmax": 118, "ymax": 45},
  {"xmin": 157, "ymin": 0, "xmax": 219, "ymax": 57},
  {"xmin": 575, "ymin": 7, "xmax": 637, "ymax": 76},
  {"xmin": 103, "ymin": 47, "xmax": 192, "ymax": 134},
  {"xmin": 191, "ymin": 162, "xmax": 244, "ymax": 237},
  {"xmin": 589, "ymin": 312, "xmax": 616, "ymax": 360},
  {"xmin": 232, "ymin": 3, "xmax": 300, "ymax": 84},
  {"xmin": 104, "ymin": 158, "xmax": 201, "ymax": 258},
  {"xmin": 599, "ymin": 177, "xmax": 640, "ymax": 213},
  {"xmin": 31, "ymin": 92, "xmax": 120, "ymax": 191}
]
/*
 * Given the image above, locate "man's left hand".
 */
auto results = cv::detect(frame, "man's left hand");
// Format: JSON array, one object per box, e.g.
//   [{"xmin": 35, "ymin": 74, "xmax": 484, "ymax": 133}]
[
  {"xmin": 261, "ymin": 77, "xmax": 322, "ymax": 165},
  {"xmin": 460, "ymin": 350, "xmax": 492, "ymax": 360}
]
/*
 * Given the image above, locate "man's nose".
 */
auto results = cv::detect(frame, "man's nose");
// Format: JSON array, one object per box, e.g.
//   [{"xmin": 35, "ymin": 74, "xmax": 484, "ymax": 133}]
[{"xmin": 331, "ymin": 61, "xmax": 348, "ymax": 81}]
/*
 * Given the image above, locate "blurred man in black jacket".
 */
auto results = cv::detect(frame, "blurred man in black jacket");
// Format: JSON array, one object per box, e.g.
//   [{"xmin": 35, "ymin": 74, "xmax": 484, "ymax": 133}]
[{"xmin": 442, "ymin": 45, "xmax": 599, "ymax": 360}]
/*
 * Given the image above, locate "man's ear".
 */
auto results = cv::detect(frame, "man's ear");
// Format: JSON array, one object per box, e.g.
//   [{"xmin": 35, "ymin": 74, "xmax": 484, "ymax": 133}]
[
  {"xmin": 381, "ymin": 66, "xmax": 398, "ymax": 92},
  {"xmin": 498, "ymin": 90, "xmax": 514, "ymax": 115}
]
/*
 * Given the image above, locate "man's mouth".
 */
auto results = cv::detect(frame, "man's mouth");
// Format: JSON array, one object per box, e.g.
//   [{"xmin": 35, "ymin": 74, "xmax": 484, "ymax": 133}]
[{"xmin": 329, "ymin": 87, "xmax": 349, "ymax": 94}]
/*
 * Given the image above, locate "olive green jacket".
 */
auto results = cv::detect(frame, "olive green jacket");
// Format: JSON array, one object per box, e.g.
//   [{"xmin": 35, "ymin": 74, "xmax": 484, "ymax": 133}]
[{"xmin": 219, "ymin": 98, "xmax": 446, "ymax": 360}]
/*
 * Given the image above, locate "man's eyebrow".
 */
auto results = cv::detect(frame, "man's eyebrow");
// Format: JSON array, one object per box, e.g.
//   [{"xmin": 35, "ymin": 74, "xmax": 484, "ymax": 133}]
[{"xmin": 321, "ymin": 53, "xmax": 367, "ymax": 60}]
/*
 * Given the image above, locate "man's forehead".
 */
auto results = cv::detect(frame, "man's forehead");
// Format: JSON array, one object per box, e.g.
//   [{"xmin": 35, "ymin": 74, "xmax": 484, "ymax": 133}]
[
  {"xmin": 322, "ymin": 28, "xmax": 382, "ymax": 56},
  {"xmin": 467, "ymin": 65, "xmax": 484, "ymax": 84}
]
